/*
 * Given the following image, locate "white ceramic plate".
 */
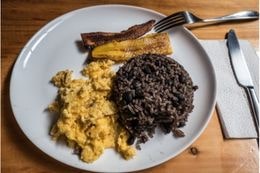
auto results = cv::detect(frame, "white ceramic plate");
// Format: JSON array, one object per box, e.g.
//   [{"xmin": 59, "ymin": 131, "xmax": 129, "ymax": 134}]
[{"xmin": 10, "ymin": 5, "xmax": 216, "ymax": 172}]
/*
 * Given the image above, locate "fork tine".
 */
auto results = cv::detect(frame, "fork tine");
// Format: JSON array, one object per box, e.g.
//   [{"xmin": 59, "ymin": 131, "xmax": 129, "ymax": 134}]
[
  {"xmin": 154, "ymin": 14, "xmax": 184, "ymax": 30},
  {"xmin": 154, "ymin": 11, "xmax": 184, "ymax": 27},
  {"xmin": 155, "ymin": 20, "xmax": 186, "ymax": 33},
  {"xmin": 155, "ymin": 17, "xmax": 185, "ymax": 31}
]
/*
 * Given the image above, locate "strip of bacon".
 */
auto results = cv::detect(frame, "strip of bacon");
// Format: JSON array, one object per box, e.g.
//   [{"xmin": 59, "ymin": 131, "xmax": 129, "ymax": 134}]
[{"xmin": 81, "ymin": 20, "xmax": 156, "ymax": 47}]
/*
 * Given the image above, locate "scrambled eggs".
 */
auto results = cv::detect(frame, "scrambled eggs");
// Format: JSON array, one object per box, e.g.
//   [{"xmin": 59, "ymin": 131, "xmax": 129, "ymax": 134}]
[{"xmin": 48, "ymin": 60, "xmax": 135, "ymax": 163}]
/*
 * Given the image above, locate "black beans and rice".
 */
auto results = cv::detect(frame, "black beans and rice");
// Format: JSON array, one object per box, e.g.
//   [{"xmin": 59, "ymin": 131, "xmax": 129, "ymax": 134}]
[{"xmin": 112, "ymin": 54, "xmax": 198, "ymax": 148}]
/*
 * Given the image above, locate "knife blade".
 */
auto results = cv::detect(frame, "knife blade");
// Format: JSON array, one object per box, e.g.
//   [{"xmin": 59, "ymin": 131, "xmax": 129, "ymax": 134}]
[{"xmin": 226, "ymin": 29, "xmax": 259, "ymax": 131}]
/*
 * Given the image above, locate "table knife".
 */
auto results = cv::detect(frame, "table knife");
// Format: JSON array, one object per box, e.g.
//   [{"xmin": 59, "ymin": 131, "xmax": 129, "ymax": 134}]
[{"xmin": 226, "ymin": 29, "xmax": 259, "ymax": 131}]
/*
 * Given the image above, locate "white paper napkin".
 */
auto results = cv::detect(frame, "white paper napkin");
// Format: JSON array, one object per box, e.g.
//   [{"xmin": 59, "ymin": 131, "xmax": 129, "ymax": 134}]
[{"xmin": 200, "ymin": 40, "xmax": 259, "ymax": 138}]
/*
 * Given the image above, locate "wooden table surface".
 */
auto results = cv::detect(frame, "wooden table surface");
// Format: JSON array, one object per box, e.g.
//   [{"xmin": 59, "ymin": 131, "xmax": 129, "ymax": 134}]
[{"xmin": 2, "ymin": 0, "xmax": 259, "ymax": 173}]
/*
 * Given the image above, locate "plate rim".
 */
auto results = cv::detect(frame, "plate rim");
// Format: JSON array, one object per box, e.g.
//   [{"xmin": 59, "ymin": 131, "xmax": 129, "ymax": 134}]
[{"xmin": 9, "ymin": 4, "xmax": 217, "ymax": 172}]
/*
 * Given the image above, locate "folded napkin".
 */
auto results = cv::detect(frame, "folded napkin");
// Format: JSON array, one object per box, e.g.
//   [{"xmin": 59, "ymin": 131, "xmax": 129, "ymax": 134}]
[{"xmin": 200, "ymin": 40, "xmax": 259, "ymax": 138}]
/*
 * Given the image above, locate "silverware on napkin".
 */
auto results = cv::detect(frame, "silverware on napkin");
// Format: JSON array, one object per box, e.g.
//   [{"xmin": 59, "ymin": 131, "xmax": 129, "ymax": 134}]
[
  {"xmin": 226, "ymin": 29, "xmax": 259, "ymax": 133},
  {"xmin": 201, "ymin": 40, "xmax": 258, "ymax": 138}
]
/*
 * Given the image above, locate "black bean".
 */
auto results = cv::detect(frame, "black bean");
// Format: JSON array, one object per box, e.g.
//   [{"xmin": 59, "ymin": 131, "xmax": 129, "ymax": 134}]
[
  {"xmin": 123, "ymin": 91, "xmax": 133, "ymax": 103},
  {"xmin": 193, "ymin": 85, "xmax": 199, "ymax": 90},
  {"xmin": 177, "ymin": 121, "xmax": 186, "ymax": 128},
  {"xmin": 161, "ymin": 123, "xmax": 172, "ymax": 134},
  {"xmin": 179, "ymin": 75, "xmax": 186, "ymax": 83},
  {"xmin": 173, "ymin": 129, "xmax": 185, "ymax": 137},
  {"xmin": 127, "ymin": 135, "xmax": 136, "ymax": 145},
  {"xmin": 143, "ymin": 65, "xmax": 152, "ymax": 74}
]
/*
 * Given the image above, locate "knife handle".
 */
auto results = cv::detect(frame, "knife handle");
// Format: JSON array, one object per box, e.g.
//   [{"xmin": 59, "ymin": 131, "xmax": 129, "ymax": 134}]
[
  {"xmin": 246, "ymin": 87, "xmax": 259, "ymax": 131},
  {"xmin": 249, "ymin": 88, "xmax": 259, "ymax": 124}
]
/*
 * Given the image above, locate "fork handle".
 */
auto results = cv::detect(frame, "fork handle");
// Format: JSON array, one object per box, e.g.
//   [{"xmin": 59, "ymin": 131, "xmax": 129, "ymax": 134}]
[{"xmin": 203, "ymin": 11, "xmax": 259, "ymax": 23}]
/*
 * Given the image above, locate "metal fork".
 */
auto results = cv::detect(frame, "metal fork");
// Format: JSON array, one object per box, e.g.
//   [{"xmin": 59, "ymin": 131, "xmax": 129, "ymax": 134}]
[{"xmin": 154, "ymin": 10, "xmax": 259, "ymax": 33}]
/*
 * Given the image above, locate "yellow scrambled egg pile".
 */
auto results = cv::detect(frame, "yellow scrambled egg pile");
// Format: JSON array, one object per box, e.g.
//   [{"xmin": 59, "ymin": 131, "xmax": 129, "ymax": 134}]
[{"xmin": 48, "ymin": 60, "xmax": 135, "ymax": 163}]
